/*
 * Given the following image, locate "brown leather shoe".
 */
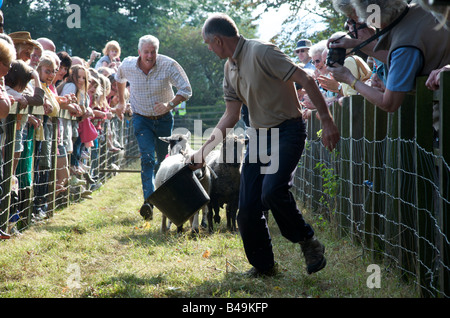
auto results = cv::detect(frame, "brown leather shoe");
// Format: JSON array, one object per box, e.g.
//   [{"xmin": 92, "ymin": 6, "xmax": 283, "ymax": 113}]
[
  {"xmin": 1, "ymin": 229, "xmax": 11, "ymax": 240},
  {"xmin": 244, "ymin": 263, "xmax": 279, "ymax": 278},
  {"xmin": 300, "ymin": 237, "xmax": 326, "ymax": 274}
]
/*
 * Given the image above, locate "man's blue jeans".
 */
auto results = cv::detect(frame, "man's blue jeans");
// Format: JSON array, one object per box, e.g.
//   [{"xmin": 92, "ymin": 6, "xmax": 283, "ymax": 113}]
[
  {"xmin": 237, "ymin": 117, "xmax": 314, "ymax": 271},
  {"xmin": 132, "ymin": 113, "xmax": 173, "ymax": 201}
]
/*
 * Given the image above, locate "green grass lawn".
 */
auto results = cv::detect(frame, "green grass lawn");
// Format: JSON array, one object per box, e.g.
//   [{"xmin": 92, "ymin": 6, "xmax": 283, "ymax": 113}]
[{"xmin": 0, "ymin": 166, "xmax": 418, "ymax": 298}]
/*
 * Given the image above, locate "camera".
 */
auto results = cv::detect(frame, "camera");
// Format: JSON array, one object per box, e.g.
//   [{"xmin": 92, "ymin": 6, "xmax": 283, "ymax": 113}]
[
  {"xmin": 326, "ymin": 47, "xmax": 346, "ymax": 67},
  {"xmin": 426, "ymin": 0, "xmax": 449, "ymax": 5}
]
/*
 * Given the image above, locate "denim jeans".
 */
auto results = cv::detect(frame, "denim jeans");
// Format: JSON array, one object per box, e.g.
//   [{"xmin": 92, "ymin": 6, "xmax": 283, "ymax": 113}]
[
  {"xmin": 132, "ymin": 113, "xmax": 173, "ymax": 201},
  {"xmin": 237, "ymin": 117, "xmax": 314, "ymax": 271},
  {"xmin": 70, "ymin": 136, "xmax": 82, "ymax": 167}
]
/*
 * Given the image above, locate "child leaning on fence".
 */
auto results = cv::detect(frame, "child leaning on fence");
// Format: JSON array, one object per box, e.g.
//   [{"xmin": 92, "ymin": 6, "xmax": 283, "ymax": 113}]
[
  {"xmin": 0, "ymin": 37, "xmax": 15, "ymax": 118},
  {"xmin": 4, "ymin": 60, "xmax": 42, "ymax": 178},
  {"xmin": 57, "ymin": 64, "xmax": 91, "ymax": 178},
  {"xmin": 0, "ymin": 37, "xmax": 17, "ymax": 239}
]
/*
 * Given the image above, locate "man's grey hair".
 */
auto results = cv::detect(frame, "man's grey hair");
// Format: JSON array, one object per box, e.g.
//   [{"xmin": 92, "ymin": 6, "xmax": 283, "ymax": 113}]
[
  {"xmin": 333, "ymin": 0, "xmax": 356, "ymax": 18},
  {"xmin": 350, "ymin": 0, "xmax": 408, "ymax": 27},
  {"xmin": 202, "ymin": 13, "xmax": 239, "ymax": 41},
  {"xmin": 138, "ymin": 35, "xmax": 160, "ymax": 52}
]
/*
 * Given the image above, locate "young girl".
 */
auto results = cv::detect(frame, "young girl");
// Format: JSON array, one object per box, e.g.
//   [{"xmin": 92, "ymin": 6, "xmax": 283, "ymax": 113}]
[
  {"xmin": 32, "ymin": 52, "xmax": 61, "ymax": 215},
  {"xmin": 58, "ymin": 65, "xmax": 93, "ymax": 180},
  {"xmin": 4, "ymin": 60, "xmax": 42, "ymax": 234},
  {"xmin": 0, "ymin": 38, "xmax": 16, "ymax": 239},
  {"xmin": 94, "ymin": 40, "xmax": 121, "ymax": 71},
  {"xmin": 4, "ymin": 60, "xmax": 42, "ymax": 176}
]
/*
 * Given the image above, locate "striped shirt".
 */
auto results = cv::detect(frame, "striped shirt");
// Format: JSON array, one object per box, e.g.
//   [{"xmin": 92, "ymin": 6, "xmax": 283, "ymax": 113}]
[{"xmin": 115, "ymin": 54, "xmax": 192, "ymax": 117}]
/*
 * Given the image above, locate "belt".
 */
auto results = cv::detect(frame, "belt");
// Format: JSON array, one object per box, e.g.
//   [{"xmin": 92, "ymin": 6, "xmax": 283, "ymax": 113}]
[{"xmin": 136, "ymin": 113, "xmax": 166, "ymax": 120}]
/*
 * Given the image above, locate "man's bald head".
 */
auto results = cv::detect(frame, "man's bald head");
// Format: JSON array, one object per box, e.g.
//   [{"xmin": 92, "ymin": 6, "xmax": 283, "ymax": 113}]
[{"xmin": 36, "ymin": 37, "xmax": 55, "ymax": 52}]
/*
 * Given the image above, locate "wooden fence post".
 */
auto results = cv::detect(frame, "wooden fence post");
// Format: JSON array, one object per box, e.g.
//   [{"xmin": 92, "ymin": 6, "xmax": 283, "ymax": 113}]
[
  {"xmin": 302, "ymin": 116, "xmax": 312, "ymax": 208},
  {"xmin": 363, "ymin": 99, "xmax": 375, "ymax": 258},
  {"xmin": 372, "ymin": 106, "xmax": 387, "ymax": 259},
  {"xmin": 311, "ymin": 115, "xmax": 322, "ymax": 212},
  {"xmin": 414, "ymin": 76, "xmax": 436, "ymax": 297},
  {"xmin": 398, "ymin": 93, "xmax": 417, "ymax": 280},
  {"xmin": 331, "ymin": 101, "xmax": 342, "ymax": 219},
  {"xmin": 438, "ymin": 71, "xmax": 450, "ymax": 297},
  {"xmin": 350, "ymin": 95, "xmax": 365, "ymax": 243},
  {"xmin": 46, "ymin": 117, "xmax": 59, "ymax": 218},
  {"xmin": 339, "ymin": 97, "xmax": 351, "ymax": 237},
  {"xmin": 0, "ymin": 114, "xmax": 17, "ymax": 233},
  {"xmin": 385, "ymin": 111, "xmax": 400, "ymax": 266}
]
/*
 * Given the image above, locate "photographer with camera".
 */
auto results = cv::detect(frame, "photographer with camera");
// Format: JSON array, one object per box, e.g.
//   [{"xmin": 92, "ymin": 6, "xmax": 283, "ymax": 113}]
[
  {"xmin": 328, "ymin": 0, "xmax": 450, "ymax": 113},
  {"xmin": 326, "ymin": 32, "xmax": 371, "ymax": 97}
]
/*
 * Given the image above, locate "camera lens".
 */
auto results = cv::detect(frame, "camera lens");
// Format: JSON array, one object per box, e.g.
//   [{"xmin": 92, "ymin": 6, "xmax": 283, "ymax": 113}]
[{"xmin": 326, "ymin": 48, "xmax": 346, "ymax": 67}]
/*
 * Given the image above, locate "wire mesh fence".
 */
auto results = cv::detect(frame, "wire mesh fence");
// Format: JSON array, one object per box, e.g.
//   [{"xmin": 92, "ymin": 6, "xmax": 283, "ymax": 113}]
[
  {"xmin": 293, "ymin": 73, "xmax": 450, "ymax": 298},
  {"xmin": 0, "ymin": 113, "xmax": 140, "ymax": 236}
]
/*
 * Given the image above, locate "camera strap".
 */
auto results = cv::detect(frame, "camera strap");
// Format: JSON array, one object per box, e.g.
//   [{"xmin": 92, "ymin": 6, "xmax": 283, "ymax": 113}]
[{"xmin": 346, "ymin": 5, "xmax": 410, "ymax": 56}]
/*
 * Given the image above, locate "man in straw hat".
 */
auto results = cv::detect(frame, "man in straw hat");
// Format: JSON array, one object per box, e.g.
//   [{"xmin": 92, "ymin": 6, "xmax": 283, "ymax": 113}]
[{"xmin": 9, "ymin": 31, "xmax": 41, "ymax": 62}]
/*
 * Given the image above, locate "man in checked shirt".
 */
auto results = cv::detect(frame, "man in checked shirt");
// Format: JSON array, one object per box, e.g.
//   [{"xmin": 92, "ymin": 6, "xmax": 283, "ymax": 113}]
[{"xmin": 115, "ymin": 35, "xmax": 192, "ymax": 220}]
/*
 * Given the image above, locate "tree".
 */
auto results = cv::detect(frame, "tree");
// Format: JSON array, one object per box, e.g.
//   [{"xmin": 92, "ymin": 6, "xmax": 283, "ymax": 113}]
[
  {"xmin": 246, "ymin": 0, "xmax": 346, "ymax": 56},
  {"xmin": 2, "ymin": 0, "xmax": 257, "ymax": 107}
]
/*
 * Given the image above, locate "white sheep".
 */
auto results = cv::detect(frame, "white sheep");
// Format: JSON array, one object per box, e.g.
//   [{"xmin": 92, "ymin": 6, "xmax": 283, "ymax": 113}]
[
  {"xmin": 155, "ymin": 132, "xmax": 211, "ymax": 233},
  {"xmin": 206, "ymin": 134, "xmax": 246, "ymax": 232}
]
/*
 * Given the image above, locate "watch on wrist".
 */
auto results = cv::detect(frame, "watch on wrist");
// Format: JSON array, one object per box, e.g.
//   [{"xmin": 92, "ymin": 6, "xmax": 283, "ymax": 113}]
[{"xmin": 169, "ymin": 101, "xmax": 176, "ymax": 108}]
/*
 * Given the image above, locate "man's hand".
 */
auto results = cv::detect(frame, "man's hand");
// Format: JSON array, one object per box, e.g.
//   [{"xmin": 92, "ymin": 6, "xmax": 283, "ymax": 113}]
[
  {"xmin": 327, "ymin": 36, "xmax": 359, "ymax": 51},
  {"xmin": 116, "ymin": 102, "xmax": 125, "ymax": 120},
  {"xmin": 317, "ymin": 75, "xmax": 340, "ymax": 93},
  {"xmin": 187, "ymin": 151, "xmax": 205, "ymax": 171},
  {"xmin": 153, "ymin": 101, "xmax": 173, "ymax": 116},
  {"xmin": 320, "ymin": 118, "xmax": 340, "ymax": 152},
  {"xmin": 426, "ymin": 65, "xmax": 450, "ymax": 91},
  {"xmin": 327, "ymin": 64, "xmax": 354, "ymax": 85}
]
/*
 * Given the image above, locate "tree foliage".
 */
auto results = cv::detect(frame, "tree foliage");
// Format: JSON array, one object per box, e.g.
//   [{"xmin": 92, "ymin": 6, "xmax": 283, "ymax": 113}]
[
  {"xmin": 2, "ymin": 0, "xmax": 257, "ymax": 106},
  {"xmin": 1, "ymin": 0, "xmax": 344, "ymax": 106},
  {"xmin": 247, "ymin": 0, "xmax": 346, "ymax": 56}
]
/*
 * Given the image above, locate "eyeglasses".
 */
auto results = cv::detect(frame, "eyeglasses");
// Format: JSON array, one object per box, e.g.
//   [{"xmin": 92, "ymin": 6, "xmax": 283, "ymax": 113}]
[
  {"xmin": 311, "ymin": 59, "xmax": 321, "ymax": 65},
  {"xmin": 295, "ymin": 49, "xmax": 308, "ymax": 53}
]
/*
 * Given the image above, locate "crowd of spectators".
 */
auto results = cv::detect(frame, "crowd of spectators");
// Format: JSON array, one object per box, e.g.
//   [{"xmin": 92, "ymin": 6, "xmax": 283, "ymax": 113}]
[
  {"xmin": 296, "ymin": 0, "xmax": 450, "ymax": 121},
  {"xmin": 1, "ymin": 0, "xmax": 449, "ymax": 240},
  {"xmin": 0, "ymin": 9, "xmax": 130, "ymax": 238}
]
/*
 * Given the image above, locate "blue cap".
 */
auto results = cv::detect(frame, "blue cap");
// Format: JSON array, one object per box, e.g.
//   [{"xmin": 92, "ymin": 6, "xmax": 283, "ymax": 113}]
[{"xmin": 295, "ymin": 39, "xmax": 312, "ymax": 52}]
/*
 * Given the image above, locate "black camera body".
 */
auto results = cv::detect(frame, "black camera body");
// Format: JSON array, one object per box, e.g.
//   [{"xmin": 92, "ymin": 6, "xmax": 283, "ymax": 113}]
[
  {"xmin": 326, "ymin": 47, "xmax": 346, "ymax": 67},
  {"xmin": 426, "ymin": 0, "xmax": 448, "ymax": 5}
]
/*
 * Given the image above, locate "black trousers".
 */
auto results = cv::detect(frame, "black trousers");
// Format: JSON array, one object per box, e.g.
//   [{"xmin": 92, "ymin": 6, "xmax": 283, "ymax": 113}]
[{"xmin": 237, "ymin": 118, "xmax": 314, "ymax": 271}]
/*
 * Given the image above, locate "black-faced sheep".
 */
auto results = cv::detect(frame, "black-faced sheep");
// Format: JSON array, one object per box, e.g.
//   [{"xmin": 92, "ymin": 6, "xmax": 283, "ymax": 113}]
[
  {"xmin": 155, "ymin": 132, "xmax": 211, "ymax": 233},
  {"xmin": 206, "ymin": 134, "xmax": 246, "ymax": 232}
]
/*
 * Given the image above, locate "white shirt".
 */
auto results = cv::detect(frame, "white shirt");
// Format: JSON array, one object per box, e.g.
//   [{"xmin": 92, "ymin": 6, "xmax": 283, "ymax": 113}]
[{"xmin": 115, "ymin": 54, "xmax": 192, "ymax": 117}]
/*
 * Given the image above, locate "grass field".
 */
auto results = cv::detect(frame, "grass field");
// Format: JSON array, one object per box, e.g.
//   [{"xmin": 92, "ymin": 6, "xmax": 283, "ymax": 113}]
[{"xmin": 0, "ymin": 164, "xmax": 419, "ymax": 299}]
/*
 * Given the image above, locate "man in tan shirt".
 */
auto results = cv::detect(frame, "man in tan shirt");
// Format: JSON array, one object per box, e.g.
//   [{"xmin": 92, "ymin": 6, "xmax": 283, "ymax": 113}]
[{"xmin": 190, "ymin": 13, "xmax": 340, "ymax": 276}]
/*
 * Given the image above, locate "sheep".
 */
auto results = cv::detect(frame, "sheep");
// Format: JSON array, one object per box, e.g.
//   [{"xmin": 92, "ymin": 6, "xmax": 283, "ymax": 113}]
[
  {"xmin": 205, "ymin": 133, "xmax": 246, "ymax": 232},
  {"xmin": 155, "ymin": 131, "xmax": 211, "ymax": 233}
]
